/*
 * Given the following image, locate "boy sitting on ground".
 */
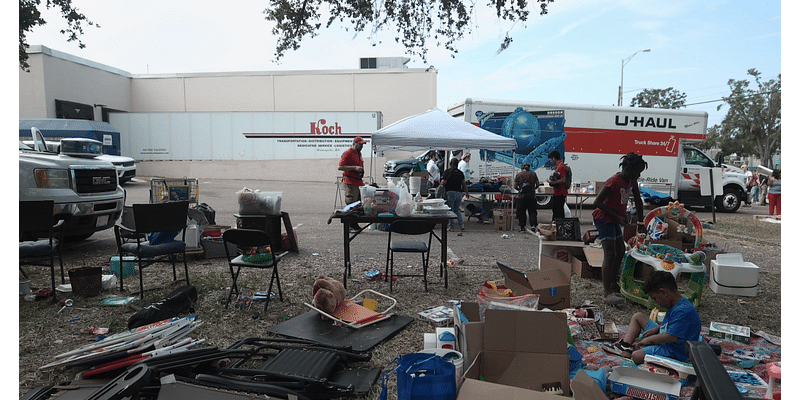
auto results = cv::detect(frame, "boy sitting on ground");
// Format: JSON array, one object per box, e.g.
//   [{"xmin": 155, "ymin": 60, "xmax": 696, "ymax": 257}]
[
  {"xmin": 603, "ymin": 271, "xmax": 701, "ymax": 365},
  {"xmin": 465, "ymin": 203, "xmax": 490, "ymax": 224}
]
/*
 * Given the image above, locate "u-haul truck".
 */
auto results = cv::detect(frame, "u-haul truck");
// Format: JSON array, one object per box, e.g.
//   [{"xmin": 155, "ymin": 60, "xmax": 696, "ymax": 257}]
[{"xmin": 447, "ymin": 98, "xmax": 747, "ymax": 213}]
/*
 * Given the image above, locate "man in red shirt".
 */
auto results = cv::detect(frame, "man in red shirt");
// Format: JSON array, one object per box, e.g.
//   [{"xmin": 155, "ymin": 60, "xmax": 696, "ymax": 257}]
[
  {"xmin": 338, "ymin": 136, "xmax": 367, "ymax": 207},
  {"xmin": 546, "ymin": 151, "xmax": 569, "ymax": 221}
]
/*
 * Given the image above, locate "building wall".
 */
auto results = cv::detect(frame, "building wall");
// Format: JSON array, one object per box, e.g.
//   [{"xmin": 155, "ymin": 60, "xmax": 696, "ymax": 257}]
[{"xmin": 19, "ymin": 46, "xmax": 437, "ymax": 182}]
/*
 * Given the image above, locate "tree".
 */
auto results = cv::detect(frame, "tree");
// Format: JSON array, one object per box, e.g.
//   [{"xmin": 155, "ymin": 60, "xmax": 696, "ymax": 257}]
[
  {"xmin": 263, "ymin": 0, "xmax": 554, "ymax": 62},
  {"xmin": 705, "ymin": 69, "xmax": 780, "ymax": 169},
  {"xmin": 19, "ymin": 0, "xmax": 98, "ymax": 72},
  {"xmin": 629, "ymin": 88, "xmax": 687, "ymax": 109}
]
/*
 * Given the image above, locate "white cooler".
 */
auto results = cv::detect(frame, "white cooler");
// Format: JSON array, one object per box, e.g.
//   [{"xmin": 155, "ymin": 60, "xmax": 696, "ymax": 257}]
[{"xmin": 709, "ymin": 253, "xmax": 759, "ymax": 296}]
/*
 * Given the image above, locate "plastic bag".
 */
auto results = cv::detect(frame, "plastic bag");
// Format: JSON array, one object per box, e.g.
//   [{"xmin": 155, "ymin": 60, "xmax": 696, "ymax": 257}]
[
  {"xmin": 394, "ymin": 182, "xmax": 414, "ymax": 217},
  {"xmin": 648, "ymin": 216, "xmax": 667, "ymax": 241},
  {"xmin": 476, "ymin": 281, "xmax": 539, "ymax": 321},
  {"xmin": 237, "ymin": 187, "xmax": 282, "ymax": 215}
]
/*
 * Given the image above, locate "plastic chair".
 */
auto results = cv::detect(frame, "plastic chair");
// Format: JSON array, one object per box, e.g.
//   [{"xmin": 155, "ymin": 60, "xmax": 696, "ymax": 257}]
[
  {"xmin": 222, "ymin": 229, "xmax": 286, "ymax": 312},
  {"xmin": 19, "ymin": 200, "xmax": 66, "ymax": 299},
  {"xmin": 114, "ymin": 201, "xmax": 190, "ymax": 298},
  {"xmin": 384, "ymin": 220, "xmax": 435, "ymax": 292}
]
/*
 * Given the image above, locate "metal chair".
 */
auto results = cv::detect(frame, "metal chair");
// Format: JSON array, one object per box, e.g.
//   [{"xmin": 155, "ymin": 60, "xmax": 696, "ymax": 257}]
[
  {"xmin": 384, "ymin": 220, "xmax": 435, "ymax": 292},
  {"xmin": 222, "ymin": 229, "xmax": 286, "ymax": 312},
  {"xmin": 114, "ymin": 201, "xmax": 190, "ymax": 298},
  {"xmin": 19, "ymin": 200, "xmax": 66, "ymax": 299}
]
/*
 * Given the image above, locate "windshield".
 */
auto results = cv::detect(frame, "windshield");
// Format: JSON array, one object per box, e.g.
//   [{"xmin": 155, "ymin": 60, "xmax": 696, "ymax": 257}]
[{"xmin": 19, "ymin": 141, "xmax": 32, "ymax": 150}]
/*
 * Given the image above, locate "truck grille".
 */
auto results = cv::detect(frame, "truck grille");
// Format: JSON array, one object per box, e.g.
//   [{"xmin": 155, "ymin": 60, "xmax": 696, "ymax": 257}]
[{"xmin": 74, "ymin": 169, "xmax": 118, "ymax": 193}]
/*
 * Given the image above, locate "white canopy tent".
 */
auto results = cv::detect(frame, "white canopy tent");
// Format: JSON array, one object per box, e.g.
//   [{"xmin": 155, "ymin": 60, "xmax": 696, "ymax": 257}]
[{"xmin": 371, "ymin": 108, "xmax": 517, "ymax": 152}]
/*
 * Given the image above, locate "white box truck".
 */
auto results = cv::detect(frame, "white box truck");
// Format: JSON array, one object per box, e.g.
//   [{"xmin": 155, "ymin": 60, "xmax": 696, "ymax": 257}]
[{"xmin": 447, "ymin": 98, "xmax": 748, "ymax": 212}]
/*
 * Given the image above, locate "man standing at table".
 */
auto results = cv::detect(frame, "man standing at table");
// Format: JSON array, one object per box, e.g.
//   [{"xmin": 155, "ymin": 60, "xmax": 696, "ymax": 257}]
[
  {"xmin": 547, "ymin": 150, "xmax": 568, "ymax": 221},
  {"xmin": 339, "ymin": 136, "xmax": 367, "ymax": 208}
]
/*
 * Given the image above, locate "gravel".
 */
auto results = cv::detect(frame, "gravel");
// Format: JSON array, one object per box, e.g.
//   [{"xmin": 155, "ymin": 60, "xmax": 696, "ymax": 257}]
[{"xmin": 18, "ymin": 180, "xmax": 781, "ymax": 398}]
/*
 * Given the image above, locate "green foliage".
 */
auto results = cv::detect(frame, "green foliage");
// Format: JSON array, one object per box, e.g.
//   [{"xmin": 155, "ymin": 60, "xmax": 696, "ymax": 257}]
[
  {"xmin": 19, "ymin": 0, "xmax": 98, "ymax": 71},
  {"xmin": 263, "ymin": 0, "xmax": 554, "ymax": 62},
  {"xmin": 707, "ymin": 69, "xmax": 781, "ymax": 168},
  {"xmin": 629, "ymin": 87, "xmax": 687, "ymax": 109}
]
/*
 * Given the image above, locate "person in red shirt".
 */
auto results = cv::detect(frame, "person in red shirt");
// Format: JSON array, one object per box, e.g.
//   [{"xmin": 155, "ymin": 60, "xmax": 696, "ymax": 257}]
[
  {"xmin": 546, "ymin": 151, "xmax": 569, "ymax": 221},
  {"xmin": 338, "ymin": 136, "xmax": 367, "ymax": 205},
  {"xmin": 592, "ymin": 152, "xmax": 647, "ymax": 306}
]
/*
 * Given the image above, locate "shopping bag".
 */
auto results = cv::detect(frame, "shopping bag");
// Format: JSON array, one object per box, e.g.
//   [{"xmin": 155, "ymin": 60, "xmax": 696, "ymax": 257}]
[{"xmin": 379, "ymin": 353, "xmax": 456, "ymax": 400}]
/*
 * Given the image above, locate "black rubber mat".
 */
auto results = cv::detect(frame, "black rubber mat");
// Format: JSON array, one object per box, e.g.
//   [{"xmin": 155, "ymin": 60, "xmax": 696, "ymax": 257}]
[{"xmin": 266, "ymin": 311, "xmax": 413, "ymax": 352}]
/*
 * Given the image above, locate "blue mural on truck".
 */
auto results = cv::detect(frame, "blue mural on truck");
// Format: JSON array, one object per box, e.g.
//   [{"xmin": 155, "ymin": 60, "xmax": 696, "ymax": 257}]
[{"xmin": 475, "ymin": 107, "xmax": 566, "ymax": 171}]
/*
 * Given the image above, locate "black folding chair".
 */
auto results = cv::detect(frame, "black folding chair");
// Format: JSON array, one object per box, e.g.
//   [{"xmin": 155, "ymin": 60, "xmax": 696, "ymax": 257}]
[
  {"xmin": 222, "ymin": 229, "xmax": 286, "ymax": 312},
  {"xmin": 19, "ymin": 200, "xmax": 66, "ymax": 299},
  {"xmin": 114, "ymin": 201, "xmax": 190, "ymax": 298},
  {"xmin": 384, "ymin": 220, "xmax": 435, "ymax": 292}
]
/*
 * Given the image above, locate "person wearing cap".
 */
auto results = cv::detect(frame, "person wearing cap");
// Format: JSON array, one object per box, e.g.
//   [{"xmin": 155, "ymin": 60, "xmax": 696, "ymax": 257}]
[
  {"xmin": 338, "ymin": 136, "xmax": 367, "ymax": 211},
  {"xmin": 514, "ymin": 162, "xmax": 540, "ymax": 232}
]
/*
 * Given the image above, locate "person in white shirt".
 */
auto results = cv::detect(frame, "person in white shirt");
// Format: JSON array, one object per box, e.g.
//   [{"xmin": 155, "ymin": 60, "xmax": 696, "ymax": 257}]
[
  {"xmin": 458, "ymin": 153, "xmax": 472, "ymax": 183},
  {"xmin": 427, "ymin": 151, "xmax": 441, "ymax": 187}
]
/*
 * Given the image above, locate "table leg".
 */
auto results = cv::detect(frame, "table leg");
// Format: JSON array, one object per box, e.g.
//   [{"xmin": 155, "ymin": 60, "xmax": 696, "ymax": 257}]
[
  {"xmin": 441, "ymin": 221, "xmax": 448, "ymax": 289},
  {"xmin": 343, "ymin": 221, "xmax": 351, "ymax": 289}
]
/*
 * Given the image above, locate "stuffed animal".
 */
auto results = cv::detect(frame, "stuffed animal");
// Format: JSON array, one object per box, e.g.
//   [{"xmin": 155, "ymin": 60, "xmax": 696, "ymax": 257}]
[{"xmin": 312, "ymin": 276, "xmax": 346, "ymax": 318}]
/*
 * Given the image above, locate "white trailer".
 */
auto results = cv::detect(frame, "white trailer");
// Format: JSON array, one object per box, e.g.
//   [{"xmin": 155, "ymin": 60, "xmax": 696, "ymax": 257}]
[{"xmin": 448, "ymin": 98, "xmax": 748, "ymax": 212}]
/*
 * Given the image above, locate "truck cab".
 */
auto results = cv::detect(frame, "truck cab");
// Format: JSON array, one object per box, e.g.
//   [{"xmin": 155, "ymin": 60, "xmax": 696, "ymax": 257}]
[
  {"xmin": 19, "ymin": 128, "xmax": 125, "ymax": 240},
  {"xmin": 675, "ymin": 145, "xmax": 748, "ymax": 212}
]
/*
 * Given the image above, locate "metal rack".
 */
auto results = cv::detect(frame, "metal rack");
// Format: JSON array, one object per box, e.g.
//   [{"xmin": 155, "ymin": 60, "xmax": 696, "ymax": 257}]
[{"xmin": 149, "ymin": 177, "xmax": 200, "ymax": 204}]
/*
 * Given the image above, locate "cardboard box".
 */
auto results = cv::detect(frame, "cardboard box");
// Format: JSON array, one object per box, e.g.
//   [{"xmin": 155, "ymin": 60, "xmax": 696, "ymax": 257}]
[
  {"xmin": 540, "ymin": 186, "xmax": 554, "ymax": 194},
  {"xmin": 453, "ymin": 301, "xmax": 484, "ymax": 369},
  {"xmin": 457, "ymin": 377, "xmax": 564, "ymax": 400},
  {"xmin": 462, "ymin": 309, "xmax": 569, "ymax": 394},
  {"xmin": 541, "ymin": 241, "xmax": 602, "ymax": 279},
  {"xmin": 582, "ymin": 229, "xmax": 598, "ymax": 245},
  {"xmin": 709, "ymin": 321, "xmax": 751, "ymax": 344},
  {"xmin": 709, "ymin": 254, "xmax": 759, "ymax": 296},
  {"xmin": 601, "ymin": 322, "xmax": 620, "ymax": 340},
  {"xmin": 609, "ymin": 366, "xmax": 681, "ymax": 400},
  {"xmin": 494, "ymin": 212, "xmax": 513, "ymax": 231},
  {"xmin": 497, "ymin": 256, "xmax": 571, "ymax": 310}
]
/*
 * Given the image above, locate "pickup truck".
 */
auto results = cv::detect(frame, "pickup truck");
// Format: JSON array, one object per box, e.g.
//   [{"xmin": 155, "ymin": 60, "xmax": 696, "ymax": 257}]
[
  {"xmin": 19, "ymin": 128, "xmax": 125, "ymax": 240},
  {"xmin": 383, "ymin": 150, "xmax": 444, "ymax": 180},
  {"xmin": 23, "ymin": 139, "xmax": 137, "ymax": 184}
]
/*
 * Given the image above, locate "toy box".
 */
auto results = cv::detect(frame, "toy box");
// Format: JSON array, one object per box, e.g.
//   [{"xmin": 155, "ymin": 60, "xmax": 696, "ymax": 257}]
[
  {"xmin": 709, "ymin": 321, "xmax": 751, "ymax": 344},
  {"xmin": 608, "ymin": 366, "xmax": 681, "ymax": 400},
  {"xmin": 709, "ymin": 253, "xmax": 759, "ymax": 296},
  {"xmin": 418, "ymin": 305, "xmax": 454, "ymax": 327},
  {"xmin": 109, "ymin": 256, "xmax": 136, "ymax": 278}
]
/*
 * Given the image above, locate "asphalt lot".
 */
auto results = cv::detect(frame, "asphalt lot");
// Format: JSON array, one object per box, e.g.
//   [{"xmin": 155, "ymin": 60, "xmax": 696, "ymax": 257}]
[{"xmin": 65, "ymin": 176, "xmax": 774, "ymax": 275}]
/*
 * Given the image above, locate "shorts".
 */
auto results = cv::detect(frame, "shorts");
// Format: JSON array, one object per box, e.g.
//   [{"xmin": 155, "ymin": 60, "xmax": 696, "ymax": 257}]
[
  {"xmin": 639, "ymin": 320, "xmax": 689, "ymax": 362},
  {"xmin": 593, "ymin": 218, "xmax": 622, "ymax": 241}
]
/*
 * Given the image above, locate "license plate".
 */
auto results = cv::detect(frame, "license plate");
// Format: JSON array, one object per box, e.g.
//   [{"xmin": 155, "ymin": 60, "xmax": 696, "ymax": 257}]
[{"xmin": 96, "ymin": 215, "xmax": 110, "ymax": 227}]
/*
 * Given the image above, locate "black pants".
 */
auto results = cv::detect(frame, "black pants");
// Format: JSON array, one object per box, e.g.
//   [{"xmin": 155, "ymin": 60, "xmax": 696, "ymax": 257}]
[
  {"xmin": 552, "ymin": 195, "xmax": 566, "ymax": 221},
  {"xmin": 517, "ymin": 194, "xmax": 537, "ymax": 228}
]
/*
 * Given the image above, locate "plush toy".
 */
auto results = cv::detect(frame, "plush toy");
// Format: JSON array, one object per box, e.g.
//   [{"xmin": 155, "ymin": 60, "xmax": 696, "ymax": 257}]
[{"xmin": 312, "ymin": 276, "xmax": 346, "ymax": 318}]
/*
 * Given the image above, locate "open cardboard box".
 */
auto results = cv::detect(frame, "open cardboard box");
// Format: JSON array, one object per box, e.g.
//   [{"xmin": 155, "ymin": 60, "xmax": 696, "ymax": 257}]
[
  {"xmin": 497, "ymin": 256, "xmax": 571, "ymax": 310},
  {"xmin": 461, "ymin": 309, "xmax": 570, "ymax": 395},
  {"xmin": 541, "ymin": 241, "xmax": 603, "ymax": 279}
]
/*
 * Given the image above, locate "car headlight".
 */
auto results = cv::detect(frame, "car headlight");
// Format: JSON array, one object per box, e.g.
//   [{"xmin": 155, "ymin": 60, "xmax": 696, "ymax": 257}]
[{"xmin": 34, "ymin": 169, "xmax": 71, "ymax": 189}]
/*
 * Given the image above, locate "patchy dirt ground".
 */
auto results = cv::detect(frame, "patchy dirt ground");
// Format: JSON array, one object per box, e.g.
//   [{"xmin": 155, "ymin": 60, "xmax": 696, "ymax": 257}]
[{"xmin": 18, "ymin": 205, "xmax": 780, "ymax": 398}]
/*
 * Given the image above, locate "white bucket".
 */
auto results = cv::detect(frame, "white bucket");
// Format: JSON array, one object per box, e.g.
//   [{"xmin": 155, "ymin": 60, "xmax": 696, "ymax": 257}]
[
  {"xmin": 409, "ymin": 176, "xmax": 422, "ymax": 195},
  {"xmin": 418, "ymin": 348, "xmax": 464, "ymax": 384}
]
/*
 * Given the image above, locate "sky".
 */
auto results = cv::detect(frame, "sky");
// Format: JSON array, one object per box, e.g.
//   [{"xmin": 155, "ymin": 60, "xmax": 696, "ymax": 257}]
[{"xmin": 16, "ymin": 0, "xmax": 783, "ymax": 129}]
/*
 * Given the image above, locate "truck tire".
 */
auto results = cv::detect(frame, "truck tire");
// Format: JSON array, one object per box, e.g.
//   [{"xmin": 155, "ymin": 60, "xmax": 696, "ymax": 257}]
[
  {"xmin": 536, "ymin": 195, "xmax": 552, "ymax": 208},
  {"xmin": 714, "ymin": 186, "xmax": 742, "ymax": 213}
]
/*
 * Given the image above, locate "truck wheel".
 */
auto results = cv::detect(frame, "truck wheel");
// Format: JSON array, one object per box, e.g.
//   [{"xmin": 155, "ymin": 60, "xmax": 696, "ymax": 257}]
[
  {"xmin": 536, "ymin": 195, "xmax": 552, "ymax": 208},
  {"xmin": 714, "ymin": 187, "xmax": 742, "ymax": 213}
]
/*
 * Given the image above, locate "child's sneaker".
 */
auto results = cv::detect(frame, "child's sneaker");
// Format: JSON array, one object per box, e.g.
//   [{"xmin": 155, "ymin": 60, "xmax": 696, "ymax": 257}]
[{"xmin": 603, "ymin": 340, "xmax": 634, "ymax": 358}]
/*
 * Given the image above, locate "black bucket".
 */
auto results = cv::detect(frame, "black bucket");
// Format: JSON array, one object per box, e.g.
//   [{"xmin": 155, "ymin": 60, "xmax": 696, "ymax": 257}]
[{"xmin": 69, "ymin": 267, "xmax": 102, "ymax": 298}]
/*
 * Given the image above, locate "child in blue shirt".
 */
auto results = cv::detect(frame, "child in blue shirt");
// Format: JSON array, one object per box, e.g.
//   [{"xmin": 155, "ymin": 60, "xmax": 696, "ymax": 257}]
[{"xmin": 603, "ymin": 271, "xmax": 701, "ymax": 364}]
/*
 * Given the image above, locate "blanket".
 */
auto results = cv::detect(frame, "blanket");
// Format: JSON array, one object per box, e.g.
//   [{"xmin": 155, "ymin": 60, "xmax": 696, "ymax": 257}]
[{"xmin": 573, "ymin": 326, "xmax": 781, "ymax": 399}]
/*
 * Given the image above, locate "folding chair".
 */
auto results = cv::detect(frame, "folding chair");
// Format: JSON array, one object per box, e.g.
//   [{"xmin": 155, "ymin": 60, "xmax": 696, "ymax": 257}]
[
  {"xmin": 19, "ymin": 200, "xmax": 66, "ymax": 299},
  {"xmin": 384, "ymin": 220, "xmax": 435, "ymax": 292},
  {"xmin": 222, "ymin": 229, "xmax": 286, "ymax": 312},
  {"xmin": 114, "ymin": 201, "xmax": 190, "ymax": 298}
]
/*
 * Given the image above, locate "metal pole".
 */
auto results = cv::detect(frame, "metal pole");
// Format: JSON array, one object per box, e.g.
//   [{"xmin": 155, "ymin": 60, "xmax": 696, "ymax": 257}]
[{"xmin": 618, "ymin": 49, "xmax": 650, "ymax": 106}]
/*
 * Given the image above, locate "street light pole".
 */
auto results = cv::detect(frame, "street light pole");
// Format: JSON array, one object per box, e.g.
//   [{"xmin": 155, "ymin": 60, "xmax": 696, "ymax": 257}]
[{"xmin": 618, "ymin": 49, "xmax": 650, "ymax": 106}]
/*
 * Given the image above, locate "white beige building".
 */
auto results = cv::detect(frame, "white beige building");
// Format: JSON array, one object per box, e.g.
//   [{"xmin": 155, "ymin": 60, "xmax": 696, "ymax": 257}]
[{"xmin": 19, "ymin": 45, "xmax": 438, "ymax": 182}]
